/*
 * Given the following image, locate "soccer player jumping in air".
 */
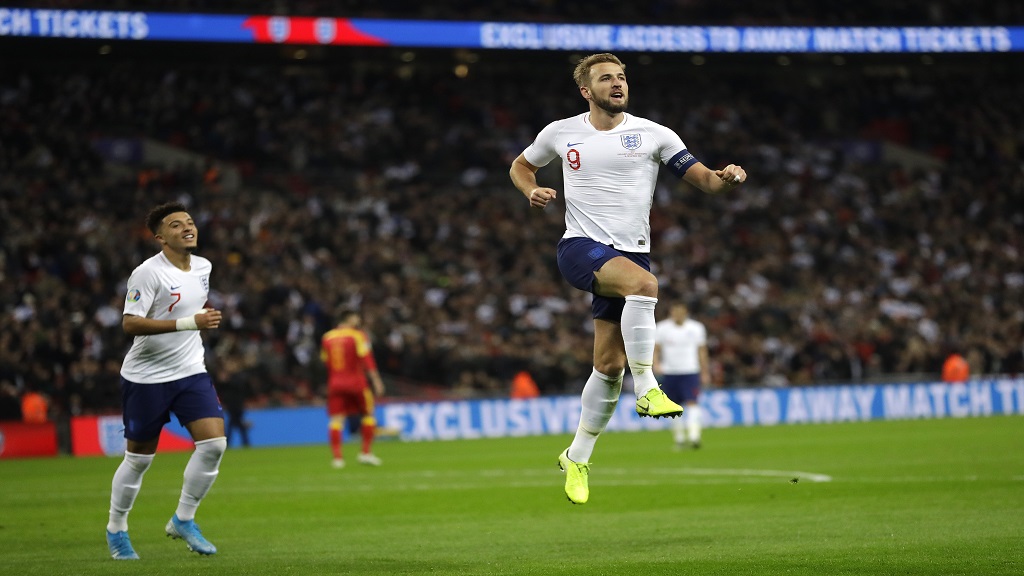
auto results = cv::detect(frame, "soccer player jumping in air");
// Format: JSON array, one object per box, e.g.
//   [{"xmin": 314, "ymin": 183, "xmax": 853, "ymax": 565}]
[{"xmin": 510, "ymin": 53, "xmax": 746, "ymax": 504}]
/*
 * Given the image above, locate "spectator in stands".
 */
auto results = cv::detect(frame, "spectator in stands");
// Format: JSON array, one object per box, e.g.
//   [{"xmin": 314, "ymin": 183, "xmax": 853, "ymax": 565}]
[
  {"xmin": 0, "ymin": 39, "xmax": 1021, "ymax": 421},
  {"xmin": 0, "ymin": 382, "xmax": 23, "ymax": 421},
  {"xmin": 942, "ymin": 350, "xmax": 970, "ymax": 383},
  {"xmin": 510, "ymin": 370, "xmax": 540, "ymax": 399},
  {"xmin": 20, "ymin": 386, "xmax": 49, "ymax": 424}
]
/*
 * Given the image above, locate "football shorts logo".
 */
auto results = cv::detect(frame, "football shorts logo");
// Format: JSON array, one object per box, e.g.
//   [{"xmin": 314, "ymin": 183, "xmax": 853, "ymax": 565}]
[
  {"xmin": 127, "ymin": 289, "xmax": 141, "ymax": 303},
  {"xmin": 620, "ymin": 134, "xmax": 642, "ymax": 150}
]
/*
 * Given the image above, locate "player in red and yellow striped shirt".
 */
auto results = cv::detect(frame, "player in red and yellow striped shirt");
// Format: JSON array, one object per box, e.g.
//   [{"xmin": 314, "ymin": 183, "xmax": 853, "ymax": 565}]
[{"xmin": 321, "ymin": 309, "xmax": 385, "ymax": 468}]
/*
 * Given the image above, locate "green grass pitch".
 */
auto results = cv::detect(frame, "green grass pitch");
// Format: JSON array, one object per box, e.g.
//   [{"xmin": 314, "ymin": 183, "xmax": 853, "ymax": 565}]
[{"xmin": 2, "ymin": 416, "xmax": 1022, "ymax": 575}]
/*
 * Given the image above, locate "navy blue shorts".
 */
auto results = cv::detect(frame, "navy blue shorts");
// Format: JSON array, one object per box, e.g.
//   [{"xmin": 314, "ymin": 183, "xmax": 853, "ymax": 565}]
[
  {"xmin": 556, "ymin": 237, "xmax": 651, "ymax": 321},
  {"xmin": 121, "ymin": 373, "xmax": 223, "ymax": 441},
  {"xmin": 661, "ymin": 373, "xmax": 702, "ymax": 404}
]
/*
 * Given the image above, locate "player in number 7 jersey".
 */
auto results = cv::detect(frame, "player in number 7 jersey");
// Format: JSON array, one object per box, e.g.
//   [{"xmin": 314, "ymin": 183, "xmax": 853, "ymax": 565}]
[{"xmin": 107, "ymin": 202, "xmax": 226, "ymax": 559}]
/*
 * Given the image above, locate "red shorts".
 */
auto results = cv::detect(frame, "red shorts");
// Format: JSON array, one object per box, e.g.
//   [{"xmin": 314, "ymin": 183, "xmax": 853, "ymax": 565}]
[{"xmin": 327, "ymin": 387, "xmax": 374, "ymax": 417}]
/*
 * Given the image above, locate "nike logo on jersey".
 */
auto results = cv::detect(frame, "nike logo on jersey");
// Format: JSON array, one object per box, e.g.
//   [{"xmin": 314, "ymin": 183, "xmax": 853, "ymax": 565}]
[
  {"xmin": 567, "ymin": 142, "xmax": 584, "ymax": 147},
  {"xmin": 169, "ymin": 285, "xmax": 182, "ymax": 290}
]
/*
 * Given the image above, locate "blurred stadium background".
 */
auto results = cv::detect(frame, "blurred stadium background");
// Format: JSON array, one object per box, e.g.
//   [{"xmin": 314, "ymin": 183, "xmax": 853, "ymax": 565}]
[{"xmin": 1, "ymin": 1, "xmax": 1022, "ymax": 454}]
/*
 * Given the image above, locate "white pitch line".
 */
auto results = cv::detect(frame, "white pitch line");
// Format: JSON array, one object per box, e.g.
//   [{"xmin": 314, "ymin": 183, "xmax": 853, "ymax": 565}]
[
  {"xmin": 488, "ymin": 466, "xmax": 833, "ymax": 483},
  {"xmin": 628, "ymin": 467, "xmax": 833, "ymax": 483},
  {"xmin": 838, "ymin": 475, "xmax": 987, "ymax": 483},
  {"xmin": 224, "ymin": 475, "xmax": 819, "ymax": 495},
  {"xmin": 223, "ymin": 466, "xmax": 835, "ymax": 495}
]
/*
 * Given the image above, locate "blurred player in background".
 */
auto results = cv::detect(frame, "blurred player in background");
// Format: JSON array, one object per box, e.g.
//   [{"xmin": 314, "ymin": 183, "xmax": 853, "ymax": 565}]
[
  {"xmin": 655, "ymin": 302, "xmax": 710, "ymax": 449},
  {"xmin": 321, "ymin": 309, "xmax": 386, "ymax": 468},
  {"xmin": 510, "ymin": 52, "xmax": 746, "ymax": 504},
  {"xmin": 106, "ymin": 202, "xmax": 225, "ymax": 559},
  {"xmin": 216, "ymin": 356, "xmax": 252, "ymax": 448}
]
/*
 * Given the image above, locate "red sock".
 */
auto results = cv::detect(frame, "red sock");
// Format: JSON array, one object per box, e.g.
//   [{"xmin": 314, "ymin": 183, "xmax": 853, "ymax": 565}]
[
  {"xmin": 329, "ymin": 428, "xmax": 342, "ymax": 459},
  {"xmin": 361, "ymin": 422, "xmax": 375, "ymax": 454}
]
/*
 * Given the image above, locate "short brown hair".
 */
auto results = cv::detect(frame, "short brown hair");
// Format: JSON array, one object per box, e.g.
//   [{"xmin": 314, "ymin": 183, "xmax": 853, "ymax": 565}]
[
  {"xmin": 146, "ymin": 202, "xmax": 189, "ymax": 234},
  {"xmin": 336, "ymin": 308, "xmax": 360, "ymax": 325},
  {"xmin": 573, "ymin": 53, "xmax": 626, "ymax": 88}
]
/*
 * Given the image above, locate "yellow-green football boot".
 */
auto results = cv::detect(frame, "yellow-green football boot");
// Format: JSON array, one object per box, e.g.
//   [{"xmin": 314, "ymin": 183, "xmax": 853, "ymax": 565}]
[
  {"xmin": 635, "ymin": 388, "xmax": 684, "ymax": 419},
  {"xmin": 557, "ymin": 448, "xmax": 590, "ymax": 504}
]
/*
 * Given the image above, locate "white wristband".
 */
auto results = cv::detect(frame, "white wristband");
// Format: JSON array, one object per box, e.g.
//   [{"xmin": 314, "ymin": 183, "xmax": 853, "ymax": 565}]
[{"xmin": 175, "ymin": 316, "xmax": 199, "ymax": 331}]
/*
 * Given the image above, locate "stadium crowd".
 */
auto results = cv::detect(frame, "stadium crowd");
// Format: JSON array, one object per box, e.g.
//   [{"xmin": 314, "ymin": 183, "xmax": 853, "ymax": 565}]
[{"xmin": 1, "ymin": 29, "xmax": 1022, "ymax": 427}]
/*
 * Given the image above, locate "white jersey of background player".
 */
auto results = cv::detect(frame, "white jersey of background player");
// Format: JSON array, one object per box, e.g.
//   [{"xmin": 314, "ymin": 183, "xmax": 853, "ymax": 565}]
[
  {"xmin": 524, "ymin": 112, "xmax": 689, "ymax": 253},
  {"xmin": 655, "ymin": 313, "xmax": 707, "ymax": 375},
  {"xmin": 655, "ymin": 303, "xmax": 710, "ymax": 448}
]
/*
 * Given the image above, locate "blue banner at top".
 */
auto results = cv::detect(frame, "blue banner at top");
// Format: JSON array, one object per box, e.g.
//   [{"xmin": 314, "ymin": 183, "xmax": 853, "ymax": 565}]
[{"xmin": 1, "ymin": 8, "xmax": 1022, "ymax": 53}]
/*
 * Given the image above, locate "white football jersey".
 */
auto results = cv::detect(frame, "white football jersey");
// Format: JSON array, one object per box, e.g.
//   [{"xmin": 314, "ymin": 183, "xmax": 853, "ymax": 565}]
[
  {"xmin": 120, "ymin": 252, "xmax": 212, "ymax": 383},
  {"xmin": 524, "ymin": 112, "xmax": 693, "ymax": 253},
  {"xmin": 655, "ymin": 318, "xmax": 707, "ymax": 375}
]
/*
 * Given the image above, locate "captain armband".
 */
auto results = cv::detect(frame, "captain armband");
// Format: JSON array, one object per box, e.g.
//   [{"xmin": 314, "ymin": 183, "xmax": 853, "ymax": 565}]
[{"xmin": 667, "ymin": 150, "xmax": 698, "ymax": 178}]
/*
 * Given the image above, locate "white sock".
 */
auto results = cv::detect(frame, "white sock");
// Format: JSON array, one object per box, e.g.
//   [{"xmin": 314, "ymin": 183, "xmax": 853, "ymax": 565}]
[
  {"xmin": 671, "ymin": 417, "xmax": 686, "ymax": 444},
  {"xmin": 175, "ymin": 437, "xmax": 226, "ymax": 522},
  {"xmin": 568, "ymin": 369, "xmax": 623, "ymax": 463},
  {"xmin": 621, "ymin": 295, "xmax": 659, "ymax": 398},
  {"xmin": 107, "ymin": 451, "xmax": 154, "ymax": 533},
  {"xmin": 687, "ymin": 405, "xmax": 702, "ymax": 443}
]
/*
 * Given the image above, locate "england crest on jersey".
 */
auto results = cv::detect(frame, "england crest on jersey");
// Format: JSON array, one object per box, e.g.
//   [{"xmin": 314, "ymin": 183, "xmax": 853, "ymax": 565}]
[{"xmin": 621, "ymin": 134, "xmax": 642, "ymax": 150}]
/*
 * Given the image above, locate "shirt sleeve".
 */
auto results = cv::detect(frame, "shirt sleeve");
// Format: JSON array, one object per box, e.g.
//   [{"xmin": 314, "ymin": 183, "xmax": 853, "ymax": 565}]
[
  {"xmin": 645, "ymin": 121, "xmax": 697, "ymax": 177},
  {"xmin": 522, "ymin": 120, "xmax": 562, "ymax": 168},
  {"xmin": 356, "ymin": 331, "xmax": 378, "ymax": 371},
  {"xmin": 123, "ymin": 265, "xmax": 156, "ymax": 318},
  {"xmin": 645, "ymin": 121, "xmax": 687, "ymax": 162}
]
